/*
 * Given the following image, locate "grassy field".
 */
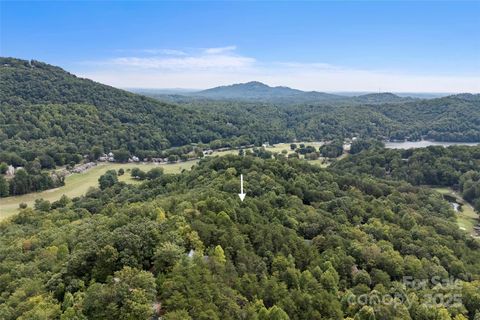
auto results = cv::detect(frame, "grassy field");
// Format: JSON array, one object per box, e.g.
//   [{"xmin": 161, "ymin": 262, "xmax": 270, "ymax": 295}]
[
  {"xmin": 266, "ymin": 141, "xmax": 325, "ymax": 154},
  {"xmin": 432, "ymin": 187, "xmax": 451, "ymax": 195},
  {"xmin": 432, "ymin": 187, "xmax": 479, "ymax": 238},
  {"xmin": 211, "ymin": 142, "xmax": 333, "ymax": 168},
  {"xmin": 213, "ymin": 141, "xmax": 326, "ymax": 157},
  {"xmin": 307, "ymin": 159, "xmax": 331, "ymax": 168},
  {"xmin": 0, "ymin": 161, "xmax": 197, "ymax": 221},
  {"xmin": 0, "ymin": 141, "xmax": 332, "ymax": 221}
]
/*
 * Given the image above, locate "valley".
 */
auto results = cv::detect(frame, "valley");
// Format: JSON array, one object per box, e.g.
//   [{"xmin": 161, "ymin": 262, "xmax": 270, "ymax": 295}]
[
  {"xmin": 2, "ymin": 2, "xmax": 480, "ymax": 319},
  {"xmin": 0, "ymin": 161, "xmax": 196, "ymax": 220},
  {"xmin": 1, "ymin": 58, "xmax": 480, "ymax": 319},
  {"xmin": 0, "ymin": 141, "xmax": 330, "ymax": 220}
]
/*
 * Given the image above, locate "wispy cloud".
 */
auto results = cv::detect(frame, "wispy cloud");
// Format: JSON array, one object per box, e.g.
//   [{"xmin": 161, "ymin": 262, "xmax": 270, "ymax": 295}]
[
  {"xmin": 78, "ymin": 46, "xmax": 480, "ymax": 93},
  {"xmin": 109, "ymin": 55, "xmax": 255, "ymax": 70},
  {"xmin": 114, "ymin": 48, "xmax": 187, "ymax": 56},
  {"xmin": 203, "ymin": 45, "xmax": 237, "ymax": 55},
  {"xmin": 141, "ymin": 49, "xmax": 186, "ymax": 55},
  {"xmin": 275, "ymin": 62, "xmax": 337, "ymax": 70},
  {"xmin": 92, "ymin": 46, "xmax": 254, "ymax": 70}
]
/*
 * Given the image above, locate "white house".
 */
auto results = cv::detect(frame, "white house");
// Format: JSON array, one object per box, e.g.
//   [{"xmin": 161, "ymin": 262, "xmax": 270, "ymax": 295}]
[
  {"xmin": 203, "ymin": 149, "xmax": 213, "ymax": 156},
  {"xmin": 6, "ymin": 165, "xmax": 15, "ymax": 176},
  {"xmin": 98, "ymin": 154, "xmax": 109, "ymax": 162},
  {"xmin": 128, "ymin": 156, "xmax": 140, "ymax": 162}
]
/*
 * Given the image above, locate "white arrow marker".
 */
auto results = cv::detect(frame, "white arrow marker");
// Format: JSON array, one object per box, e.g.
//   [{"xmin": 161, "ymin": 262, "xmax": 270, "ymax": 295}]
[{"xmin": 238, "ymin": 174, "xmax": 246, "ymax": 202}]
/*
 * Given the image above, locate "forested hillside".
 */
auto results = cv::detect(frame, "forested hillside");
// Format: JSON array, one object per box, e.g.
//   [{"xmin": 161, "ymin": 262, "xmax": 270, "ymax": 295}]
[
  {"xmin": 191, "ymin": 81, "xmax": 345, "ymax": 103},
  {"xmin": 332, "ymin": 145, "xmax": 480, "ymax": 210},
  {"xmin": 1, "ymin": 155, "xmax": 479, "ymax": 319},
  {"xmin": 2, "ymin": 58, "xmax": 480, "ymax": 170},
  {"xmin": 0, "ymin": 58, "xmax": 262, "ymax": 158},
  {"xmin": 148, "ymin": 89, "xmax": 480, "ymax": 143},
  {"xmin": 371, "ymin": 95, "xmax": 480, "ymax": 141},
  {"xmin": 1, "ymin": 58, "xmax": 480, "ymax": 198},
  {"xmin": 2, "ymin": 1, "xmax": 479, "ymax": 320},
  {"xmin": 137, "ymin": 82, "xmax": 417, "ymax": 105},
  {"xmin": 0, "ymin": 58, "xmax": 287, "ymax": 196}
]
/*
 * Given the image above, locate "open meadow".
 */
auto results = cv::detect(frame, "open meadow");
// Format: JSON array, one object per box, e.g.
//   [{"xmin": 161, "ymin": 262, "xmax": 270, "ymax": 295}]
[
  {"xmin": 0, "ymin": 141, "xmax": 338, "ymax": 220},
  {"xmin": 433, "ymin": 187, "xmax": 479, "ymax": 238},
  {"xmin": 0, "ymin": 161, "xmax": 197, "ymax": 220},
  {"xmin": 0, "ymin": 142, "xmax": 337, "ymax": 221}
]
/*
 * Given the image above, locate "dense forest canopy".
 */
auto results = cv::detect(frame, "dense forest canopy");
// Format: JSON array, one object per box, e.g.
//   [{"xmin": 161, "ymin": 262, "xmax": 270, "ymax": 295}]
[
  {"xmin": 158, "ymin": 94, "xmax": 480, "ymax": 142},
  {"xmin": 2, "ymin": 58, "xmax": 480, "ymax": 170},
  {"xmin": 0, "ymin": 58, "xmax": 258, "ymax": 157},
  {"xmin": 1, "ymin": 155, "xmax": 479, "ymax": 319},
  {"xmin": 1, "ymin": 57, "xmax": 480, "ymax": 319},
  {"xmin": 181, "ymin": 81, "xmax": 346, "ymax": 103},
  {"xmin": 332, "ymin": 145, "xmax": 480, "ymax": 211},
  {"xmin": 133, "ymin": 82, "xmax": 417, "ymax": 104},
  {"xmin": 0, "ymin": 58, "xmax": 287, "ymax": 196}
]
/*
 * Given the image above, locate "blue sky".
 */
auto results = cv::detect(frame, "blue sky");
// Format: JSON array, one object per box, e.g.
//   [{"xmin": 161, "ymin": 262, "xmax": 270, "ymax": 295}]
[{"xmin": 1, "ymin": 1, "xmax": 479, "ymax": 92}]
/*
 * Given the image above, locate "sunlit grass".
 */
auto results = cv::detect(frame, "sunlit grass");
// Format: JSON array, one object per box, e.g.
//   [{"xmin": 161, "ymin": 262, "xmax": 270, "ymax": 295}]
[
  {"xmin": 432, "ymin": 187, "xmax": 479, "ymax": 238},
  {"xmin": 0, "ymin": 141, "xmax": 335, "ymax": 221},
  {"xmin": 0, "ymin": 161, "xmax": 197, "ymax": 220}
]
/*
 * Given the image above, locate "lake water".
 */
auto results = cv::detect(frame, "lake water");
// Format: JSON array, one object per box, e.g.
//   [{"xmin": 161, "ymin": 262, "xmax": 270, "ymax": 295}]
[{"xmin": 384, "ymin": 140, "xmax": 479, "ymax": 149}]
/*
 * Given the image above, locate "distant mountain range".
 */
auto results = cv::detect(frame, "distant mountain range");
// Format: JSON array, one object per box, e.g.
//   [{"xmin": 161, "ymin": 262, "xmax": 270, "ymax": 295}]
[
  {"xmin": 193, "ymin": 81, "xmax": 345, "ymax": 102},
  {"xmin": 133, "ymin": 81, "xmax": 419, "ymax": 105},
  {"xmin": 352, "ymin": 92, "xmax": 414, "ymax": 104}
]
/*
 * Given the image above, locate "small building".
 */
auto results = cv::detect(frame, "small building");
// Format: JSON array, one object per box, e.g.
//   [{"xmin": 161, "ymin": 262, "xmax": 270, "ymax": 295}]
[
  {"xmin": 262, "ymin": 142, "xmax": 270, "ymax": 148},
  {"xmin": 6, "ymin": 165, "xmax": 15, "ymax": 176},
  {"xmin": 98, "ymin": 153, "xmax": 109, "ymax": 162},
  {"xmin": 203, "ymin": 149, "xmax": 213, "ymax": 156}
]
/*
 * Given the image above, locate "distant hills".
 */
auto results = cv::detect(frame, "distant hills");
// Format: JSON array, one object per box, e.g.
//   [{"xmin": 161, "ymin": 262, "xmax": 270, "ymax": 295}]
[
  {"xmin": 2, "ymin": 57, "xmax": 480, "ymax": 170},
  {"xmin": 0, "ymin": 57, "xmax": 274, "ymax": 163},
  {"xmin": 193, "ymin": 81, "xmax": 344, "ymax": 103},
  {"xmin": 352, "ymin": 92, "xmax": 415, "ymax": 104},
  {"xmin": 134, "ymin": 81, "xmax": 418, "ymax": 105}
]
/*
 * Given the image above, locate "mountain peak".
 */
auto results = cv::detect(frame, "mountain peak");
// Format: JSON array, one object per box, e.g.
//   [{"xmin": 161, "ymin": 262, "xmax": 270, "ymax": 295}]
[
  {"xmin": 195, "ymin": 81, "xmax": 342, "ymax": 102},
  {"xmin": 242, "ymin": 81, "xmax": 270, "ymax": 87},
  {"xmin": 447, "ymin": 93, "xmax": 480, "ymax": 101},
  {"xmin": 354, "ymin": 92, "xmax": 412, "ymax": 103},
  {"xmin": 359, "ymin": 92, "xmax": 400, "ymax": 98}
]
